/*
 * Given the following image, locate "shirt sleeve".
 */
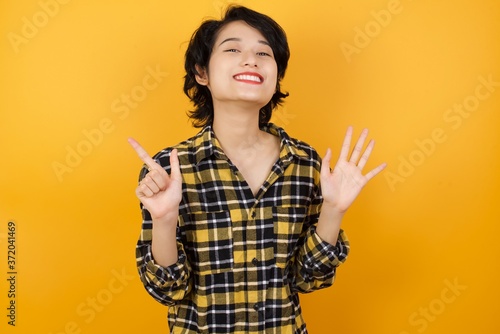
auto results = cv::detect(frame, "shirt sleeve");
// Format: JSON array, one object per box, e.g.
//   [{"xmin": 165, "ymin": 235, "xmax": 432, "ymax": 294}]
[
  {"xmin": 292, "ymin": 227, "xmax": 349, "ymax": 293},
  {"xmin": 135, "ymin": 164, "xmax": 193, "ymax": 307},
  {"xmin": 291, "ymin": 174, "xmax": 350, "ymax": 293}
]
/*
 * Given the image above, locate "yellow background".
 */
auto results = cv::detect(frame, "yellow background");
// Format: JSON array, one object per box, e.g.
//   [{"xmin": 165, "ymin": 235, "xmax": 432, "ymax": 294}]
[{"xmin": 1, "ymin": 0, "xmax": 499, "ymax": 333}]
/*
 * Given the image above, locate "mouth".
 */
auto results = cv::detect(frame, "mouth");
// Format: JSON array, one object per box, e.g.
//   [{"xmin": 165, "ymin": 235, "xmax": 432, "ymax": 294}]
[{"xmin": 233, "ymin": 72, "xmax": 264, "ymax": 84}]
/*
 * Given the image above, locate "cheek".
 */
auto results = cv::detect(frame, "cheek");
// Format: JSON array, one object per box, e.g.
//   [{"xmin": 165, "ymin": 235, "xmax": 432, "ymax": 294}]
[
  {"xmin": 268, "ymin": 71, "xmax": 278, "ymax": 91},
  {"xmin": 268, "ymin": 63, "xmax": 278, "ymax": 85},
  {"xmin": 208, "ymin": 58, "xmax": 232, "ymax": 82}
]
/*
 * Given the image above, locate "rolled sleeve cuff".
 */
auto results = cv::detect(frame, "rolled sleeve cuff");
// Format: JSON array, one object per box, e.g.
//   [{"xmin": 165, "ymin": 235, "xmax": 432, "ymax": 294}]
[
  {"xmin": 306, "ymin": 228, "xmax": 350, "ymax": 269},
  {"xmin": 143, "ymin": 246, "xmax": 190, "ymax": 289}
]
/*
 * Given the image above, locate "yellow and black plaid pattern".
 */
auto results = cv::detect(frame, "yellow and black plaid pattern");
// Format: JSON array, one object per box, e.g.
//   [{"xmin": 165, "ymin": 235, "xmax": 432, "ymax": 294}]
[{"xmin": 136, "ymin": 123, "xmax": 349, "ymax": 333}]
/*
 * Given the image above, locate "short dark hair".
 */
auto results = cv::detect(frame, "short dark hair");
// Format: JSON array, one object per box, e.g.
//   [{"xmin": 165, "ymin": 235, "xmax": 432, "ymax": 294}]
[{"xmin": 183, "ymin": 5, "xmax": 290, "ymax": 128}]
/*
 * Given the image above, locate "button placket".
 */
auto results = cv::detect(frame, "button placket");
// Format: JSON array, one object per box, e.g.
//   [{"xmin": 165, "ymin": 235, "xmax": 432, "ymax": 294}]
[{"xmin": 253, "ymin": 302, "xmax": 265, "ymax": 315}]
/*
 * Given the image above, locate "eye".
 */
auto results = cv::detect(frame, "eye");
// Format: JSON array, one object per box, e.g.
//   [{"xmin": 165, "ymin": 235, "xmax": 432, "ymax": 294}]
[
  {"xmin": 257, "ymin": 52, "xmax": 272, "ymax": 57},
  {"xmin": 224, "ymin": 49, "xmax": 239, "ymax": 53}
]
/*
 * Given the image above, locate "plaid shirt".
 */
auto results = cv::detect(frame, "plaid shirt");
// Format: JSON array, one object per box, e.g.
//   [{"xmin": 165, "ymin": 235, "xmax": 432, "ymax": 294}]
[{"xmin": 136, "ymin": 123, "xmax": 350, "ymax": 333}]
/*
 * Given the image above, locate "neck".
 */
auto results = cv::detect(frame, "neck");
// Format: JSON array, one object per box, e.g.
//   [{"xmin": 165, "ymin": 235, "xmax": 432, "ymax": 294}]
[{"xmin": 212, "ymin": 103, "xmax": 266, "ymax": 151}]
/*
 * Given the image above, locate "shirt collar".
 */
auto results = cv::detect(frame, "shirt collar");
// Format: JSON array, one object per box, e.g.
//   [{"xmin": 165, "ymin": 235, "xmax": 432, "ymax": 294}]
[
  {"xmin": 192, "ymin": 123, "xmax": 310, "ymax": 165},
  {"xmin": 261, "ymin": 123, "xmax": 310, "ymax": 162}
]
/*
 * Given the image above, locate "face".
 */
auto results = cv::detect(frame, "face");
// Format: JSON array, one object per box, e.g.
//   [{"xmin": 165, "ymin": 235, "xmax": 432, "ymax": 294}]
[{"xmin": 196, "ymin": 20, "xmax": 278, "ymax": 111}]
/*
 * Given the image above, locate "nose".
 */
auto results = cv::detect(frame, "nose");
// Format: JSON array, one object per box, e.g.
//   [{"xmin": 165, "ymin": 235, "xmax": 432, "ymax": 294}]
[{"xmin": 241, "ymin": 51, "xmax": 258, "ymax": 67}]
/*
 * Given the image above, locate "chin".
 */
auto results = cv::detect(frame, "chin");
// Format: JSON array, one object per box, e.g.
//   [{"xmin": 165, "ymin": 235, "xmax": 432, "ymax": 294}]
[{"xmin": 238, "ymin": 94, "xmax": 273, "ymax": 106}]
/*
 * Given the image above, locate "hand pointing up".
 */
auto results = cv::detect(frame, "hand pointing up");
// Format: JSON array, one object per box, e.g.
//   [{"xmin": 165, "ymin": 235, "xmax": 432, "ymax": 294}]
[{"xmin": 128, "ymin": 138, "xmax": 183, "ymax": 221}]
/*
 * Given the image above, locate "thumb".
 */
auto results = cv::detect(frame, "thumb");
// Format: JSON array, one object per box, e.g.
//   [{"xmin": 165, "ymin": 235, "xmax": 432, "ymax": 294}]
[
  {"xmin": 169, "ymin": 149, "xmax": 182, "ymax": 180},
  {"xmin": 321, "ymin": 148, "xmax": 332, "ymax": 176}
]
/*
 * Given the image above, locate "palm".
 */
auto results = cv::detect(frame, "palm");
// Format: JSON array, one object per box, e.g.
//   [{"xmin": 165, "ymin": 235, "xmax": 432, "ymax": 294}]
[{"xmin": 320, "ymin": 127, "xmax": 386, "ymax": 213}]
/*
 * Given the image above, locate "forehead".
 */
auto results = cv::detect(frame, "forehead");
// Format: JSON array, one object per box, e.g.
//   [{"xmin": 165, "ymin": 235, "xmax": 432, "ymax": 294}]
[{"xmin": 215, "ymin": 20, "xmax": 269, "ymax": 44}]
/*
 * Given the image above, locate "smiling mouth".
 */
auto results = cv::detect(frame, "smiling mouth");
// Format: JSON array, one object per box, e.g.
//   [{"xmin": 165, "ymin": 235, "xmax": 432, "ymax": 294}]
[{"xmin": 233, "ymin": 74, "xmax": 263, "ymax": 83}]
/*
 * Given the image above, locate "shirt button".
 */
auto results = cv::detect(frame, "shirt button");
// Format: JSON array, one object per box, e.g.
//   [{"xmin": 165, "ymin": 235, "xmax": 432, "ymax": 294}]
[
  {"xmin": 251, "ymin": 211, "xmax": 256, "ymax": 218},
  {"xmin": 252, "ymin": 258, "xmax": 259, "ymax": 266},
  {"xmin": 253, "ymin": 303, "xmax": 260, "ymax": 311}
]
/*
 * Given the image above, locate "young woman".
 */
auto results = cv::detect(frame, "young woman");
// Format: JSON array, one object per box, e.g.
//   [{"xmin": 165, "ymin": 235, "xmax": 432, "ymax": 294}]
[{"xmin": 129, "ymin": 6, "xmax": 386, "ymax": 333}]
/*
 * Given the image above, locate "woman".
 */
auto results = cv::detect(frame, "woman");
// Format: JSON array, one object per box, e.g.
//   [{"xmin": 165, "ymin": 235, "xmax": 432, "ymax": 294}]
[{"xmin": 129, "ymin": 5, "xmax": 386, "ymax": 333}]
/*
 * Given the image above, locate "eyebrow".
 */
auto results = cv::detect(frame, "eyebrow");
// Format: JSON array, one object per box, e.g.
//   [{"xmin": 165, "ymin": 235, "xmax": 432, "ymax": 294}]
[{"xmin": 218, "ymin": 37, "xmax": 271, "ymax": 47}]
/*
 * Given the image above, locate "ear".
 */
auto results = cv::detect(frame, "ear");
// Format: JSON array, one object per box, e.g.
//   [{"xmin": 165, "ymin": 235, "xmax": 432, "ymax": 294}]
[{"xmin": 195, "ymin": 64, "xmax": 209, "ymax": 86}]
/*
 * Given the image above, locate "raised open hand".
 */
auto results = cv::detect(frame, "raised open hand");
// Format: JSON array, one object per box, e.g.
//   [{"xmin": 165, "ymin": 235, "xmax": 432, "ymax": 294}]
[
  {"xmin": 320, "ymin": 127, "xmax": 386, "ymax": 214},
  {"xmin": 128, "ymin": 138, "xmax": 183, "ymax": 220}
]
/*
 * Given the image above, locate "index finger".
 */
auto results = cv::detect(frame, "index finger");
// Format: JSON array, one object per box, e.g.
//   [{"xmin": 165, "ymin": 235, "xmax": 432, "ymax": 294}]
[{"xmin": 127, "ymin": 137, "xmax": 158, "ymax": 171}]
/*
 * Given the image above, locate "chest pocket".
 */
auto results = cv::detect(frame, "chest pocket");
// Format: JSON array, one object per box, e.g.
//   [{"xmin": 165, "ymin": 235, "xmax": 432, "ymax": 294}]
[
  {"xmin": 181, "ymin": 211, "xmax": 234, "ymax": 276},
  {"xmin": 273, "ymin": 206, "xmax": 307, "ymax": 268}
]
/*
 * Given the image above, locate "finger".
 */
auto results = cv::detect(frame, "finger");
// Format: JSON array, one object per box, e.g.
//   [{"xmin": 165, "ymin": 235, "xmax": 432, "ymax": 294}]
[
  {"xmin": 136, "ymin": 183, "xmax": 154, "ymax": 198},
  {"xmin": 364, "ymin": 162, "xmax": 387, "ymax": 182},
  {"xmin": 339, "ymin": 126, "xmax": 353, "ymax": 161},
  {"xmin": 169, "ymin": 149, "xmax": 181, "ymax": 180},
  {"xmin": 141, "ymin": 175, "xmax": 160, "ymax": 193},
  {"xmin": 147, "ymin": 169, "xmax": 168, "ymax": 191},
  {"xmin": 128, "ymin": 137, "xmax": 159, "ymax": 171},
  {"xmin": 349, "ymin": 128, "xmax": 369, "ymax": 164},
  {"xmin": 321, "ymin": 148, "xmax": 332, "ymax": 176},
  {"xmin": 357, "ymin": 139, "xmax": 375, "ymax": 170}
]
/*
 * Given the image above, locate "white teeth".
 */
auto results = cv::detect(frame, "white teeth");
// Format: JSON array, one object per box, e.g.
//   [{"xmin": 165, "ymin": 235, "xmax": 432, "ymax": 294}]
[{"xmin": 235, "ymin": 74, "xmax": 262, "ymax": 82}]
